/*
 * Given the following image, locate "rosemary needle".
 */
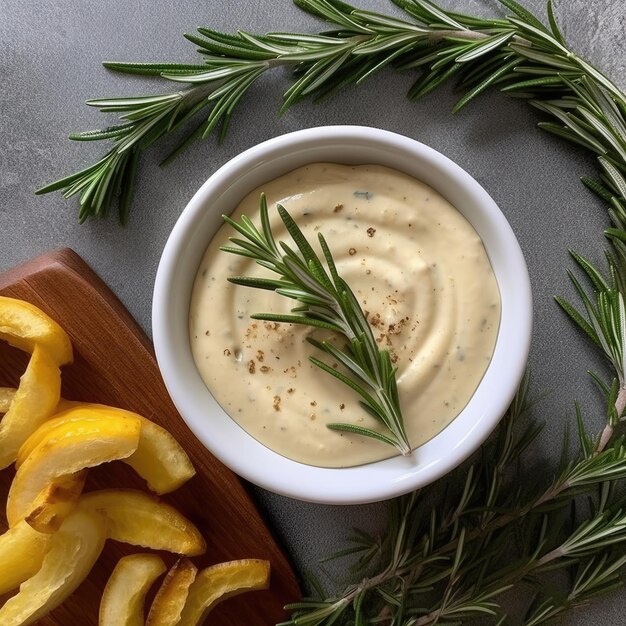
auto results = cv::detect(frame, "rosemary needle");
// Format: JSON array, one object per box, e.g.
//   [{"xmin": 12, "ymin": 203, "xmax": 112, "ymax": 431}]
[{"xmin": 220, "ymin": 194, "xmax": 412, "ymax": 456}]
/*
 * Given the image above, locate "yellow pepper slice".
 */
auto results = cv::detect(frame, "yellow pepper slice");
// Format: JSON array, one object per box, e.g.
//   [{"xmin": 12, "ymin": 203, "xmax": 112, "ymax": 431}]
[
  {"xmin": 15, "ymin": 411, "xmax": 111, "ymax": 469},
  {"xmin": 0, "ymin": 296, "xmax": 72, "ymax": 366},
  {"xmin": 125, "ymin": 415, "xmax": 196, "ymax": 494},
  {"xmin": 177, "ymin": 559, "xmax": 271, "ymax": 626},
  {"xmin": 80, "ymin": 489, "xmax": 206, "ymax": 556},
  {"xmin": 0, "ymin": 520, "xmax": 52, "ymax": 596},
  {"xmin": 18, "ymin": 403, "xmax": 196, "ymax": 494},
  {"xmin": 99, "ymin": 554, "xmax": 167, "ymax": 626},
  {"xmin": 0, "ymin": 506, "xmax": 106, "ymax": 626},
  {"xmin": 0, "ymin": 345, "xmax": 61, "ymax": 469},
  {"xmin": 7, "ymin": 413, "xmax": 141, "ymax": 526},
  {"xmin": 145, "ymin": 558, "xmax": 198, "ymax": 626}
]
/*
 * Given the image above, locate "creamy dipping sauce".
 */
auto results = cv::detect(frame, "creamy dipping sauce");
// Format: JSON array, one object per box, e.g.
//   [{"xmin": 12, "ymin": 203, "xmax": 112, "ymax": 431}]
[{"xmin": 189, "ymin": 164, "xmax": 501, "ymax": 467}]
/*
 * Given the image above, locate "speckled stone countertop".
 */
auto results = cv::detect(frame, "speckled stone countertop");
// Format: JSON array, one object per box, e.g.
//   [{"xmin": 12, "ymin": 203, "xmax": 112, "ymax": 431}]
[{"xmin": 1, "ymin": 0, "xmax": 625, "ymax": 623}]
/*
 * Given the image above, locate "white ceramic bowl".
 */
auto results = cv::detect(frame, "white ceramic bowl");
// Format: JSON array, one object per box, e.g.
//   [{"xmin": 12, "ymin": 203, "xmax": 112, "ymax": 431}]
[{"xmin": 153, "ymin": 126, "xmax": 532, "ymax": 504}]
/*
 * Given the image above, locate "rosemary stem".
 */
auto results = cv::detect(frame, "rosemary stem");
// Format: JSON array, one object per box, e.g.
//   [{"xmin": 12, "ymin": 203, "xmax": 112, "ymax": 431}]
[
  {"xmin": 180, "ymin": 82, "xmax": 218, "ymax": 107},
  {"xmin": 428, "ymin": 28, "xmax": 489, "ymax": 41},
  {"xmin": 535, "ymin": 546, "xmax": 564, "ymax": 569},
  {"xmin": 411, "ymin": 482, "xmax": 563, "ymax": 573},
  {"xmin": 411, "ymin": 561, "xmax": 536, "ymax": 625},
  {"xmin": 595, "ymin": 385, "xmax": 626, "ymax": 454},
  {"xmin": 413, "ymin": 610, "xmax": 443, "ymax": 626},
  {"xmin": 598, "ymin": 423, "xmax": 615, "ymax": 454},
  {"xmin": 299, "ymin": 568, "xmax": 396, "ymax": 623},
  {"xmin": 418, "ymin": 615, "xmax": 438, "ymax": 625},
  {"xmin": 616, "ymin": 386, "xmax": 626, "ymax": 417}
]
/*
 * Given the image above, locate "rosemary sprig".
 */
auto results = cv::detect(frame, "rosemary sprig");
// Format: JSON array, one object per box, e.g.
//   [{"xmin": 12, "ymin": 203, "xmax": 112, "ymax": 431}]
[
  {"xmin": 220, "ymin": 194, "xmax": 412, "ymax": 456},
  {"xmin": 281, "ymin": 375, "xmax": 626, "ymax": 625},
  {"xmin": 38, "ymin": 0, "xmax": 626, "ymax": 224}
]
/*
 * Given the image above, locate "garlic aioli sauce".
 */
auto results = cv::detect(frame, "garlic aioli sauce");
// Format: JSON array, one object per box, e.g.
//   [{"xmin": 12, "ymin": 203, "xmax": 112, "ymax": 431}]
[{"xmin": 189, "ymin": 164, "xmax": 501, "ymax": 467}]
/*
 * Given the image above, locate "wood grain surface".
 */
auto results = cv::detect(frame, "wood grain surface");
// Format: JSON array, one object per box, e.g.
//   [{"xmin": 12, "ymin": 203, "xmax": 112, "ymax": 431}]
[{"xmin": 0, "ymin": 248, "xmax": 300, "ymax": 625}]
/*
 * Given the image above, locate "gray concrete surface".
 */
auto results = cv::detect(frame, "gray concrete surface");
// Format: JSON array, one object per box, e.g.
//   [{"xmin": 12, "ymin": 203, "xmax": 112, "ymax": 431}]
[{"xmin": 1, "ymin": 0, "xmax": 625, "ymax": 622}]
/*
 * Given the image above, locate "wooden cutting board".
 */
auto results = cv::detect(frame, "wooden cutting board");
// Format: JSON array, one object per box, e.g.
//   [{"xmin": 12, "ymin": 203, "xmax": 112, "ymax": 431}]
[{"xmin": 0, "ymin": 248, "xmax": 300, "ymax": 625}]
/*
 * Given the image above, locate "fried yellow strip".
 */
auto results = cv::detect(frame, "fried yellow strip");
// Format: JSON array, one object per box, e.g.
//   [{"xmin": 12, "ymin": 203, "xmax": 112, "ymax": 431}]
[
  {"xmin": 0, "ymin": 521, "xmax": 52, "ymax": 596},
  {"xmin": 0, "ymin": 296, "xmax": 72, "ymax": 366},
  {"xmin": 0, "ymin": 345, "xmax": 61, "ymax": 470},
  {"xmin": 125, "ymin": 416, "xmax": 196, "ymax": 494},
  {"xmin": 17, "ymin": 403, "xmax": 196, "ymax": 494},
  {"xmin": 16, "ymin": 411, "xmax": 108, "ymax": 469},
  {"xmin": 80, "ymin": 489, "xmax": 206, "ymax": 556},
  {"xmin": 177, "ymin": 560, "xmax": 271, "ymax": 626},
  {"xmin": 99, "ymin": 554, "xmax": 167, "ymax": 626},
  {"xmin": 0, "ymin": 507, "xmax": 106, "ymax": 625},
  {"xmin": 145, "ymin": 558, "xmax": 197, "ymax": 626},
  {"xmin": 7, "ymin": 414, "xmax": 141, "ymax": 526}
]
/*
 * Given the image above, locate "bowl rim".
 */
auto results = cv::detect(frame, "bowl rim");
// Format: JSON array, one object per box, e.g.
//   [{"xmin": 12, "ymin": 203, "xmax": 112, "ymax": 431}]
[{"xmin": 152, "ymin": 125, "xmax": 532, "ymax": 504}]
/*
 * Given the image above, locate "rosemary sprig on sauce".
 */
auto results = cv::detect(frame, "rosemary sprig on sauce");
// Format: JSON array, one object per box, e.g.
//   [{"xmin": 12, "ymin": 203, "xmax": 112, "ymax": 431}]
[{"xmin": 220, "ymin": 194, "xmax": 412, "ymax": 456}]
